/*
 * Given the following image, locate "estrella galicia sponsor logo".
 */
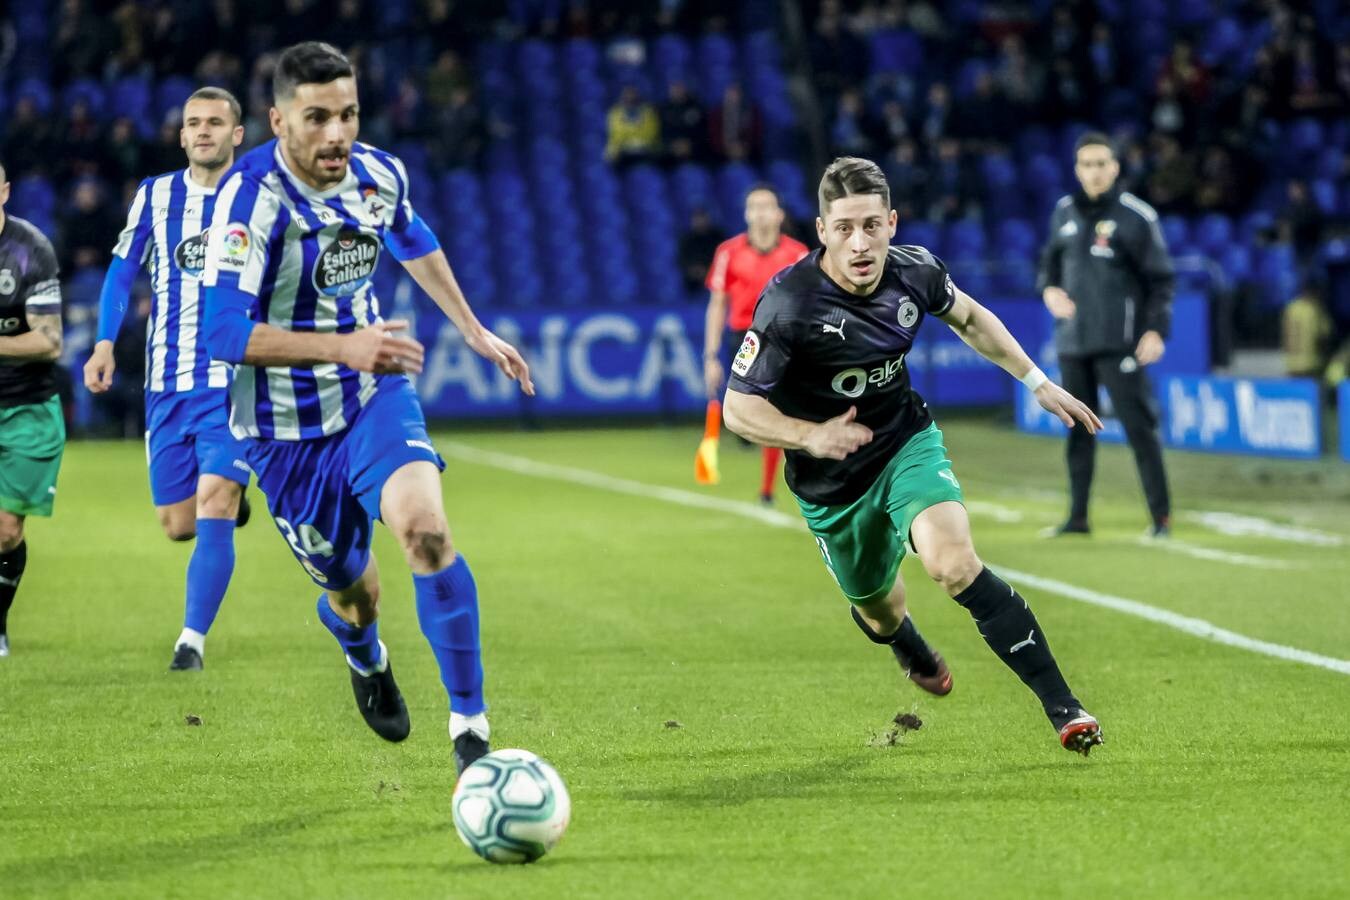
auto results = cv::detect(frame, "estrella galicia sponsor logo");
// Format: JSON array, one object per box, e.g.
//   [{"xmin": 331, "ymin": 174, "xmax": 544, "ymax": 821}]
[
  {"xmin": 173, "ymin": 228, "xmax": 209, "ymax": 277},
  {"xmin": 831, "ymin": 355, "xmax": 906, "ymax": 398},
  {"xmin": 314, "ymin": 229, "xmax": 380, "ymax": 297}
]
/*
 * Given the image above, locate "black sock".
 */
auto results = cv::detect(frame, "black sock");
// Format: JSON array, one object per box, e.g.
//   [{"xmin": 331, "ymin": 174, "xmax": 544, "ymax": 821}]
[
  {"xmin": 0, "ymin": 541, "xmax": 28, "ymax": 635},
  {"xmin": 954, "ymin": 567, "xmax": 1079, "ymax": 714},
  {"xmin": 850, "ymin": 605, "xmax": 939, "ymax": 677}
]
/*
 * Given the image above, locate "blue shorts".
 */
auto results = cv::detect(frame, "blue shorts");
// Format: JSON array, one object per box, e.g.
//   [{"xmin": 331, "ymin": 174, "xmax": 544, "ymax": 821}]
[
  {"xmin": 145, "ymin": 389, "xmax": 252, "ymax": 506},
  {"xmin": 244, "ymin": 376, "xmax": 445, "ymax": 591}
]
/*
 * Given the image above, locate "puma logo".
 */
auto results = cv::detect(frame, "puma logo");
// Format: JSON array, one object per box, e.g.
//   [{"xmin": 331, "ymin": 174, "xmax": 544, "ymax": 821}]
[
  {"xmin": 0, "ymin": 574, "xmax": 16, "ymax": 587},
  {"xmin": 822, "ymin": 319, "xmax": 846, "ymax": 340},
  {"xmin": 1009, "ymin": 630, "xmax": 1036, "ymax": 653}
]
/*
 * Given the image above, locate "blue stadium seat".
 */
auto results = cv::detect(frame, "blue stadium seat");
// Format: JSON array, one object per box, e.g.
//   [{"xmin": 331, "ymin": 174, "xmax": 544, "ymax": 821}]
[
  {"xmin": 15, "ymin": 76, "xmax": 53, "ymax": 114},
  {"xmin": 1194, "ymin": 213, "xmax": 1235, "ymax": 255},
  {"xmin": 1160, "ymin": 215, "xmax": 1190, "ymax": 251},
  {"xmin": 996, "ymin": 219, "xmax": 1038, "ymax": 255},
  {"xmin": 898, "ymin": 221, "xmax": 941, "ymax": 255},
  {"xmin": 1286, "ymin": 118, "xmax": 1324, "ymax": 160},
  {"xmin": 11, "ymin": 175, "xmax": 55, "ymax": 221},
  {"xmin": 1217, "ymin": 244, "xmax": 1253, "ymax": 283},
  {"xmin": 868, "ymin": 29, "xmax": 923, "ymax": 76},
  {"xmin": 944, "ymin": 219, "xmax": 987, "ymax": 257},
  {"xmin": 62, "ymin": 78, "xmax": 105, "ymax": 116},
  {"xmin": 1310, "ymin": 179, "xmax": 1338, "ymax": 214},
  {"xmin": 1254, "ymin": 244, "xmax": 1297, "ymax": 308}
]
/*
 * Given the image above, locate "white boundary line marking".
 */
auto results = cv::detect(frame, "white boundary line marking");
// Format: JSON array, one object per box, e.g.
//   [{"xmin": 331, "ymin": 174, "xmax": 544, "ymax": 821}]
[
  {"xmin": 1184, "ymin": 510, "xmax": 1347, "ymax": 547},
  {"xmin": 1132, "ymin": 536, "xmax": 1294, "ymax": 570},
  {"xmin": 442, "ymin": 442, "xmax": 1350, "ymax": 677}
]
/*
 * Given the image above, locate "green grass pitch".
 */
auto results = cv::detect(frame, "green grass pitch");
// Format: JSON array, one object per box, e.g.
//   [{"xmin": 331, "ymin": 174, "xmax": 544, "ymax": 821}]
[{"xmin": 4, "ymin": 416, "xmax": 1349, "ymax": 898}]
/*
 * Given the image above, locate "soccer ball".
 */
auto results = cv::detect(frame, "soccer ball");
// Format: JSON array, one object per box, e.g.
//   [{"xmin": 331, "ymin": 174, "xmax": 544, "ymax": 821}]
[{"xmin": 452, "ymin": 748, "xmax": 571, "ymax": 864}]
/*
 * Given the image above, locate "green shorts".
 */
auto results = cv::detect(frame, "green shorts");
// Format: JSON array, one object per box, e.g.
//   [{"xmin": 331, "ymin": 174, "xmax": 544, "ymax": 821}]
[
  {"xmin": 795, "ymin": 422, "xmax": 963, "ymax": 604},
  {"xmin": 0, "ymin": 396, "xmax": 66, "ymax": 518}
]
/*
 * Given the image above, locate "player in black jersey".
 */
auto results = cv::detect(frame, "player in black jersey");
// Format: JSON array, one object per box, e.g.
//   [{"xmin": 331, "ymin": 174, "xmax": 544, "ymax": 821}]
[
  {"xmin": 724, "ymin": 157, "xmax": 1105, "ymax": 754},
  {"xmin": 0, "ymin": 162, "xmax": 65, "ymax": 658}
]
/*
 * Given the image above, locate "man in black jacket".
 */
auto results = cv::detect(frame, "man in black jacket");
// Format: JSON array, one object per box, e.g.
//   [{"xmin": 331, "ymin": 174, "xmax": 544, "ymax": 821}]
[{"xmin": 1037, "ymin": 132, "xmax": 1175, "ymax": 538}]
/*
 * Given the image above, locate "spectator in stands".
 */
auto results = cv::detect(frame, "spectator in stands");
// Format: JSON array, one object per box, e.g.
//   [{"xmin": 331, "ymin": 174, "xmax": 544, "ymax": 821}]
[
  {"xmin": 993, "ymin": 35, "xmax": 1044, "ymax": 119},
  {"xmin": 809, "ymin": 0, "xmax": 866, "ymax": 106},
  {"xmin": 883, "ymin": 138, "xmax": 929, "ymax": 221},
  {"xmin": 919, "ymin": 82, "xmax": 953, "ymax": 147},
  {"xmin": 660, "ymin": 81, "xmax": 706, "ymax": 165},
  {"xmin": 678, "ymin": 207, "xmax": 722, "ymax": 295},
  {"xmin": 425, "ymin": 50, "xmax": 472, "ymax": 109},
  {"xmin": 432, "ymin": 87, "xmax": 484, "ymax": 169},
  {"xmin": 873, "ymin": 99, "xmax": 912, "ymax": 147},
  {"xmin": 1282, "ymin": 282, "xmax": 1335, "ymax": 379},
  {"xmin": 1146, "ymin": 135, "xmax": 1197, "ymax": 214},
  {"xmin": 1150, "ymin": 77, "xmax": 1190, "ymax": 139},
  {"xmin": 1157, "ymin": 40, "xmax": 1210, "ymax": 106},
  {"xmin": 708, "ymin": 82, "xmax": 760, "ymax": 162},
  {"xmin": 57, "ymin": 179, "xmax": 119, "ymax": 273},
  {"xmin": 1281, "ymin": 180, "xmax": 1325, "ymax": 276},
  {"xmin": 1193, "ymin": 147, "xmax": 1241, "ymax": 214},
  {"xmin": 1086, "ymin": 22, "xmax": 1116, "ymax": 89},
  {"xmin": 0, "ymin": 96, "xmax": 56, "ymax": 179},
  {"xmin": 829, "ymin": 89, "xmax": 874, "ymax": 158},
  {"xmin": 929, "ymin": 137, "xmax": 974, "ymax": 222},
  {"xmin": 1289, "ymin": 35, "xmax": 1342, "ymax": 115},
  {"xmin": 57, "ymin": 99, "xmax": 105, "ymax": 183},
  {"xmin": 103, "ymin": 118, "xmax": 144, "ymax": 189},
  {"xmin": 53, "ymin": 0, "xmax": 115, "ymax": 82},
  {"xmin": 952, "ymin": 70, "xmax": 1009, "ymax": 148},
  {"xmin": 605, "ymin": 86, "xmax": 661, "ymax": 167}
]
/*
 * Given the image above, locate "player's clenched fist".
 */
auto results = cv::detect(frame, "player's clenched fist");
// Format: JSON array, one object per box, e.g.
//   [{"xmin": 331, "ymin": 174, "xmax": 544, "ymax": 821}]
[
  {"xmin": 83, "ymin": 340, "xmax": 117, "ymax": 393},
  {"xmin": 803, "ymin": 406, "xmax": 874, "ymax": 460},
  {"xmin": 340, "ymin": 319, "xmax": 425, "ymax": 374}
]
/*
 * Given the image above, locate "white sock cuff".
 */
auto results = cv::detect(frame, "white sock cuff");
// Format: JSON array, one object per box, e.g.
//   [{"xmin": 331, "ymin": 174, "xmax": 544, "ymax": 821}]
[
  {"xmin": 176, "ymin": 628, "xmax": 206, "ymax": 654},
  {"xmin": 449, "ymin": 712, "xmax": 490, "ymax": 741},
  {"xmin": 345, "ymin": 640, "xmax": 388, "ymax": 677}
]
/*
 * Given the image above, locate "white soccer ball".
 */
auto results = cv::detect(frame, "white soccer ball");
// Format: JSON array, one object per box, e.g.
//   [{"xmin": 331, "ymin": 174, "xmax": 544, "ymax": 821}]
[{"xmin": 452, "ymin": 748, "xmax": 571, "ymax": 864}]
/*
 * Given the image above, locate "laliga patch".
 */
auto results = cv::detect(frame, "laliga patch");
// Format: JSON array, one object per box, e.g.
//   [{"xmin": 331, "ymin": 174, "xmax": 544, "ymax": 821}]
[
  {"xmin": 173, "ymin": 228, "xmax": 209, "ymax": 277},
  {"xmin": 731, "ymin": 330, "xmax": 760, "ymax": 376},
  {"xmin": 897, "ymin": 300, "xmax": 920, "ymax": 328},
  {"xmin": 314, "ymin": 228, "xmax": 381, "ymax": 297},
  {"xmin": 215, "ymin": 222, "xmax": 251, "ymax": 270}
]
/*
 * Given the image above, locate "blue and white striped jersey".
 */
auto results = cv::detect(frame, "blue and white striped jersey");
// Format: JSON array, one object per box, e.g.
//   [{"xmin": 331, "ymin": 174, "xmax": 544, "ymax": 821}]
[
  {"xmin": 113, "ymin": 170, "xmax": 230, "ymax": 392},
  {"xmin": 202, "ymin": 139, "xmax": 438, "ymax": 441}
]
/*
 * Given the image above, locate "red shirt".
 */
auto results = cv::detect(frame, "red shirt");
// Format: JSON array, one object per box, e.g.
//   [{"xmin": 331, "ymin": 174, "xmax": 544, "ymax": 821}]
[{"xmin": 705, "ymin": 233, "xmax": 809, "ymax": 331}]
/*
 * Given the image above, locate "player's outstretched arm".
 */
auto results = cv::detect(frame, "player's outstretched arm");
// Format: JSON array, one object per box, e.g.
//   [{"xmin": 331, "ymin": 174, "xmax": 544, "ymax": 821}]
[
  {"xmin": 939, "ymin": 286, "xmax": 1102, "ymax": 434},
  {"xmin": 397, "ymin": 249, "xmax": 535, "ymax": 396},
  {"xmin": 723, "ymin": 389, "xmax": 873, "ymax": 460}
]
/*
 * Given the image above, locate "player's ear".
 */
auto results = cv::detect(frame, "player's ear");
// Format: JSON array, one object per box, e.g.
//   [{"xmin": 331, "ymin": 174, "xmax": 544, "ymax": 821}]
[
  {"xmin": 815, "ymin": 216, "xmax": 826, "ymax": 244},
  {"xmin": 179, "ymin": 126, "xmax": 189, "ymax": 151},
  {"xmin": 232, "ymin": 125, "xmax": 245, "ymax": 148},
  {"xmin": 269, "ymin": 106, "xmax": 283, "ymax": 137},
  {"xmin": 887, "ymin": 208, "xmax": 898, "ymax": 238}
]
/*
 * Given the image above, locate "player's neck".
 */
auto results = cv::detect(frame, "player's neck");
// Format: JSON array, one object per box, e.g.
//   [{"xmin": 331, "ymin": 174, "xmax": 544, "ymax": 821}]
[
  {"xmin": 188, "ymin": 160, "xmax": 232, "ymax": 190},
  {"xmin": 748, "ymin": 229, "xmax": 778, "ymax": 252}
]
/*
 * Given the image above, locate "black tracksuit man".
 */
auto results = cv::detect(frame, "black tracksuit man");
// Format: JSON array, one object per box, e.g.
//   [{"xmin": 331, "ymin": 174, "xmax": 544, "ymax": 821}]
[{"xmin": 1037, "ymin": 185, "xmax": 1175, "ymax": 532}]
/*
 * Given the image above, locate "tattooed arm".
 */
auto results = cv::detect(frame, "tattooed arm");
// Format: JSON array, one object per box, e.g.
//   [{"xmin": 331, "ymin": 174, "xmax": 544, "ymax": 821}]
[{"xmin": 0, "ymin": 314, "xmax": 63, "ymax": 362}]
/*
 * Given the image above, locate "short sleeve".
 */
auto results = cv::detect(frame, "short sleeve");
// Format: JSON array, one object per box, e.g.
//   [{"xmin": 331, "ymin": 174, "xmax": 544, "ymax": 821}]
[
  {"xmin": 383, "ymin": 153, "xmax": 440, "ymax": 261},
  {"xmin": 726, "ymin": 287, "xmax": 795, "ymax": 397},
  {"xmin": 22, "ymin": 234, "xmax": 62, "ymax": 316},
  {"xmin": 705, "ymin": 240, "xmax": 733, "ymax": 292},
  {"xmin": 901, "ymin": 246, "xmax": 955, "ymax": 316},
  {"xmin": 111, "ymin": 179, "xmax": 154, "ymax": 265}
]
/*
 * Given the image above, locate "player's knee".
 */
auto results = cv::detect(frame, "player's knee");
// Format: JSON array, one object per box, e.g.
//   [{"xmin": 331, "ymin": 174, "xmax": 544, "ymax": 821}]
[
  {"xmin": 162, "ymin": 520, "xmax": 196, "ymax": 542},
  {"xmin": 0, "ymin": 518, "xmax": 24, "ymax": 552},
  {"xmin": 400, "ymin": 519, "xmax": 454, "ymax": 570},
  {"xmin": 196, "ymin": 481, "xmax": 240, "ymax": 519},
  {"xmin": 922, "ymin": 545, "xmax": 982, "ymax": 594}
]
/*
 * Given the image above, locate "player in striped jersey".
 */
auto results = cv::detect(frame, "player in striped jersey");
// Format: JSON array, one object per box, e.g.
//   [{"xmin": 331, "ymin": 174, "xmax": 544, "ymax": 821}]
[
  {"xmin": 84, "ymin": 87, "xmax": 251, "ymax": 672},
  {"xmin": 202, "ymin": 43, "xmax": 533, "ymax": 773}
]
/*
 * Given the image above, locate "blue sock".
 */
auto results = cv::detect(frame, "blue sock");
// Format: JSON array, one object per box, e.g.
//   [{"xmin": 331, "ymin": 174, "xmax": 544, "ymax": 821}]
[
  {"xmin": 413, "ymin": 555, "xmax": 485, "ymax": 715},
  {"xmin": 183, "ymin": 518, "xmax": 236, "ymax": 636},
  {"xmin": 315, "ymin": 596, "xmax": 383, "ymax": 673}
]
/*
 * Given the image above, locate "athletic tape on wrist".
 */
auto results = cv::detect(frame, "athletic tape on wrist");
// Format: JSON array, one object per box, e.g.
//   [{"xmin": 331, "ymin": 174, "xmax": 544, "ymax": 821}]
[{"xmin": 1020, "ymin": 366, "xmax": 1048, "ymax": 391}]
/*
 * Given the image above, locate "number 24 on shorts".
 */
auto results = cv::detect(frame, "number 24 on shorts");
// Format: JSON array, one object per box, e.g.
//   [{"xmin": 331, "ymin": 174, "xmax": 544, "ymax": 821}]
[{"xmin": 275, "ymin": 516, "xmax": 334, "ymax": 583}]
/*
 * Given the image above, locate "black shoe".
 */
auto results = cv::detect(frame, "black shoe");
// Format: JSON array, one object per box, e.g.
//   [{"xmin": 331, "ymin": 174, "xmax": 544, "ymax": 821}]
[
  {"xmin": 235, "ymin": 490, "xmax": 252, "ymax": 528},
  {"xmin": 349, "ymin": 654, "xmax": 410, "ymax": 742},
  {"xmin": 759, "ymin": 492, "xmax": 774, "ymax": 507},
  {"xmin": 1039, "ymin": 520, "xmax": 1091, "ymax": 538},
  {"xmin": 453, "ymin": 731, "xmax": 490, "ymax": 774},
  {"xmin": 1146, "ymin": 518, "xmax": 1171, "ymax": 539},
  {"xmin": 169, "ymin": 644, "xmax": 203, "ymax": 671}
]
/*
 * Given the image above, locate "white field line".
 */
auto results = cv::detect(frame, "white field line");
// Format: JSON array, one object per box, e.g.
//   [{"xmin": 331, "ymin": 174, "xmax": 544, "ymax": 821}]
[
  {"xmin": 441, "ymin": 442, "xmax": 1350, "ymax": 677},
  {"xmin": 1183, "ymin": 510, "xmax": 1347, "ymax": 547},
  {"xmin": 1133, "ymin": 537, "xmax": 1294, "ymax": 570}
]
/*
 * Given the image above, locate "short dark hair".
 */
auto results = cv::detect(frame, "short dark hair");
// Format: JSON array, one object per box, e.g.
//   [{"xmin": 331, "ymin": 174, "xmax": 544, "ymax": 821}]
[
  {"xmin": 273, "ymin": 42, "xmax": 355, "ymax": 102},
  {"xmin": 1074, "ymin": 131, "xmax": 1115, "ymax": 157},
  {"xmin": 185, "ymin": 86, "xmax": 242, "ymax": 125},
  {"xmin": 818, "ymin": 156, "xmax": 890, "ymax": 216}
]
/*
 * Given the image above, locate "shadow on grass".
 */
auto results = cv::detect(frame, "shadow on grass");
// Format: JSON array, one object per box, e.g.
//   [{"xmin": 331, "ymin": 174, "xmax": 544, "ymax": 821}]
[{"xmin": 616, "ymin": 754, "xmax": 873, "ymax": 806}]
